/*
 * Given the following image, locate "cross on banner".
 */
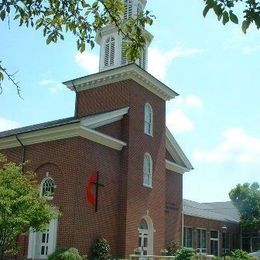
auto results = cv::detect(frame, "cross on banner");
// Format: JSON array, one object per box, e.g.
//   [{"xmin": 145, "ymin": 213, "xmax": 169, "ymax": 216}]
[{"xmin": 86, "ymin": 170, "xmax": 104, "ymax": 212}]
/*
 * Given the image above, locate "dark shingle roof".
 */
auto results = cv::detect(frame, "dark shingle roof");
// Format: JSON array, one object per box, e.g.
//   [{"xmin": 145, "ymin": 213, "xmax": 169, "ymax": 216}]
[
  {"xmin": 183, "ymin": 199, "xmax": 240, "ymax": 223},
  {"xmin": 0, "ymin": 117, "xmax": 79, "ymax": 138}
]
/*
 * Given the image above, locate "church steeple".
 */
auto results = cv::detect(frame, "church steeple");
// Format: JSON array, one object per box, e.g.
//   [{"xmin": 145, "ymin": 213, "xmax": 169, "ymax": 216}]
[{"xmin": 96, "ymin": 0, "xmax": 153, "ymax": 72}]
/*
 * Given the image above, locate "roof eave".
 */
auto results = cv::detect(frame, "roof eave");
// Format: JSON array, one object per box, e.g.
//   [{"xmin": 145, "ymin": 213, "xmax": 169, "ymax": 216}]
[{"xmin": 63, "ymin": 64, "xmax": 178, "ymax": 101}]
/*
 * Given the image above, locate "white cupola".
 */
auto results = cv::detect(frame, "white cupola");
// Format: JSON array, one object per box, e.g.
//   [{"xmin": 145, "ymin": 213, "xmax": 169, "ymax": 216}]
[{"xmin": 96, "ymin": 0, "xmax": 153, "ymax": 72}]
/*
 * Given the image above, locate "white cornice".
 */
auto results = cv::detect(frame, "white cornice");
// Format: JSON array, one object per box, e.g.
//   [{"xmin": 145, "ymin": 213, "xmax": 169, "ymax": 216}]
[
  {"xmin": 166, "ymin": 127, "xmax": 193, "ymax": 171},
  {"xmin": 63, "ymin": 64, "xmax": 178, "ymax": 101},
  {"xmin": 0, "ymin": 107, "xmax": 129, "ymax": 151},
  {"xmin": 166, "ymin": 159, "xmax": 190, "ymax": 175},
  {"xmin": 79, "ymin": 126, "xmax": 126, "ymax": 151},
  {"xmin": 0, "ymin": 123, "xmax": 81, "ymax": 150},
  {"xmin": 81, "ymin": 107, "xmax": 129, "ymax": 128}
]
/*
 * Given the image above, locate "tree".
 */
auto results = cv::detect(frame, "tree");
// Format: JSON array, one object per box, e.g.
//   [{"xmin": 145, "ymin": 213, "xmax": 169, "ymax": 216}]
[
  {"xmin": 203, "ymin": 0, "xmax": 260, "ymax": 33},
  {"xmin": 0, "ymin": 0, "xmax": 154, "ymax": 95},
  {"xmin": 229, "ymin": 182, "xmax": 260, "ymax": 230},
  {"xmin": 0, "ymin": 154, "xmax": 58, "ymax": 259}
]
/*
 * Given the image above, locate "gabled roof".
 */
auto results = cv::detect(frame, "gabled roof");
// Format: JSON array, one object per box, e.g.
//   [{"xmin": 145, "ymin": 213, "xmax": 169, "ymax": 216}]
[
  {"xmin": 165, "ymin": 127, "xmax": 193, "ymax": 174},
  {"xmin": 63, "ymin": 63, "xmax": 178, "ymax": 101},
  {"xmin": 0, "ymin": 108, "xmax": 129, "ymax": 151},
  {"xmin": 183, "ymin": 199, "xmax": 240, "ymax": 223}
]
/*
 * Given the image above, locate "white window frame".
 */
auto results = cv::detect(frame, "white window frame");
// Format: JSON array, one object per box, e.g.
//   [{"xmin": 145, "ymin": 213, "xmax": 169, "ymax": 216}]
[
  {"xmin": 40, "ymin": 177, "xmax": 55, "ymax": 200},
  {"xmin": 196, "ymin": 228, "xmax": 207, "ymax": 254},
  {"xmin": 183, "ymin": 227, "xmax": 193, "ymax": 248},
  {"xmin": 143, "ymin": 153, "xmax": 152, "ymax": 188},
  {"xmin": 144, "ymin": 103, "xmax": 153, "ymax": 136}
]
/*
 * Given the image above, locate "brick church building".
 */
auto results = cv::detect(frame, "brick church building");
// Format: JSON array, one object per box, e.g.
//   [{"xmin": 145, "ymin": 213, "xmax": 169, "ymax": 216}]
[
  {"xmin": 0, "ymin": 0, "xmax": 194, "ymax": 258},
  {"xmin": 1, "ymin": 0, "xmax": 249, "ymax": 259}
]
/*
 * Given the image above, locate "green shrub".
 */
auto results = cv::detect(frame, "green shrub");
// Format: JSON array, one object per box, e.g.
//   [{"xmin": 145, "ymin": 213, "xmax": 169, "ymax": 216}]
[
  {"xmin": 48, "ymin": 247, "xmax": 82, "ymax": 260},
  {"xmin": 228, "ymin": 249, "xmax": 250, "ymax": 259},
  {"xmin": 167, "ymin": 241, "xmax": 181, "ymax": 256},
  {"xmin": 175, "ymin": 248, "xmax": 195, "ymax": 260},
  {"xmin": 91, "ymin": 237, "xmax": 110, "ymax": 259}
]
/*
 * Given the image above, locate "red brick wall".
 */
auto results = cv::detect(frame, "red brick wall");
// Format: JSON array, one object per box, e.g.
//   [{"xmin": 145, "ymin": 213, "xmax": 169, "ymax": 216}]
[
  {"xmin": 184, "ymin": 215, "xmax": 240, "ymax": 254},
  {"xmin": 165, "ymin": 170, "xmax": 183, "ymax": 247},
  {"xmin": 2, "ymin": 137, "xmax": 122, "ymax": 258},
  {"xmin": 1, "ymin": 78, "xmax": 177, "ymax": 258},
  {"xmin": 77, "ymin": 79, "xmax": 168, "ymax": 255}
]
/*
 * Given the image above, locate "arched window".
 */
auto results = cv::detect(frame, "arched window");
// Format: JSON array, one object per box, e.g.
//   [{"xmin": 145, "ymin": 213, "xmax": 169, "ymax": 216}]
[
  {"xmin": 41, "ymin": 177, "xmax": 55, "ymax": 198},
  {"xmin": 144, "ymin": 103, "xmax": 153, "ymax": 136},
  {"xmin": 139, "ymin": 219, "xmax": 148, "ymax": 230},
  {"xmin": 104, "ymin": 36, "xmax": 115, "ymax": 67},
  {"xmin": 124, "ymin": 0, "xmax": 133, "ymax": 20},
  {"xmin": 143, "ymin": 153, "xmax": 152, "ymax": 187}
]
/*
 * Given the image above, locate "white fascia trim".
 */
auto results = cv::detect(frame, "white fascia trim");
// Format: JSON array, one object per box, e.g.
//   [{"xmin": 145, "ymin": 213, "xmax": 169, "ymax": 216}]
[
  {"xmin": 0, "ymin": 123, "xmax": 127, "ymax": 151},
  {"xmin": 166, "ymin": 127, "xmax": 193, "ymax": 170},
  {"xmin": 81, "ymin": 107, "xmax": 129, "ymax": 129},
  {"xmin": 166, "ymin": 159, "xmax": 190, "ymax": 175},
  {"xmin": 63, "ymin": 64, "xmax": 178, "ymax": 101},
  {"xmin": 0, "ymin": 123, "xmax": 80, "ymax": 150},
  {"xmin": 79, "ymin": 126, "xmax": 126, "ymax": 151}
]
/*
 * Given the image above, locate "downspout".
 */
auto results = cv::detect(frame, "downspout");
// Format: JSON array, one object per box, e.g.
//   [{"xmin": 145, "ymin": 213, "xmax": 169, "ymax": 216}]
[
  {"xmin": 15, "ymin": 135, "xmax": 25, "ymax": 173},
  {"xmin": 71, "ymin": 81, "xmax": 79, "ymax": 118},
  {"xmin": 181, "ymin": 199, "xmax": 184, "ymax": 248}
]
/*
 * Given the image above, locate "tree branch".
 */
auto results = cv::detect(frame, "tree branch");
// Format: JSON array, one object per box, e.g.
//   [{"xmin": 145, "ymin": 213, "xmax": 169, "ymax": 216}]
[{"xmin": 0, "ymin": 64, "xmax": 23, "ymax": 99}]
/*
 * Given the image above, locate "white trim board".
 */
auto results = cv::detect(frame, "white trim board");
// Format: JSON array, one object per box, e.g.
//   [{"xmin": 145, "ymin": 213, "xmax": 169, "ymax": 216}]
[
  {"xmin": 166, "ymin": 159, "xmax": 191, "ymax": 175},
  {"xmin": 0, "ymin": 108, "xmax": 129, "ymax": 151},
  {"xmin": 63, "ymin": 63, "xmax": 178, "ymax": 101},
  {"xmin": 165, "ymin": 127, "xmax": 193, "ymax": 171}
]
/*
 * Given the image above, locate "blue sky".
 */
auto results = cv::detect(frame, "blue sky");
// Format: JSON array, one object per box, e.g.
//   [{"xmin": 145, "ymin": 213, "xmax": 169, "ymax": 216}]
[{"xmin": 0, "ymin": 1, "xmax": 259, "ymax": 202}]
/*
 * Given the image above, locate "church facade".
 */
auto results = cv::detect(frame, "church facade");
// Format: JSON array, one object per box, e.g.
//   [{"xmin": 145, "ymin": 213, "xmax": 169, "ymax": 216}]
[{"xmin": 0, "ymin": 0, "xmax": 195, "ymax": 258}]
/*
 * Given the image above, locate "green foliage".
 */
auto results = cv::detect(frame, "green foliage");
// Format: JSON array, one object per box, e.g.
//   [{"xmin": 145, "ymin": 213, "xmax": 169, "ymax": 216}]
[
  {"xmin": 228, "ymin": 249, "xmax": 251, "ymax": 259},
  {"xmin": 203, "ymin": 0, "xmax": 260, "ymax": 33},
  {"xmin": 167, "ymin": 241, "xmax": 181, "ymax": 256},
  {"xmin": 229, "ymin": 182, "xmax": 260, "ymax": 230},
  {"xmin": 48, "ymin": 247, "xmax": 83, "ymax": 260},
  {"xmin": 0, "ymin": 0, "xmax": 154, "ymax": 94},
  {"xmin": 175, "ymin": 248, "xmax": 195, "ymax": 260},
  {"xmin": 0, "ymin": 154, "xmax": 58, "ymax": 258},
  {"xmin": 91, "ymin": 237, "xmax": 110, "ymax": 260}
]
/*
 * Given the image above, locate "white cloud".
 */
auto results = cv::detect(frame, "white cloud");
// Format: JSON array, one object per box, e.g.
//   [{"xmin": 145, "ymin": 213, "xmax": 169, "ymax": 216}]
[
  {"xmin": 166, "ymin": 109, "xmax": 194, "ymax": 134},
  {"xmin": 194, "ymin": 128, "xmax": 260, "ymax": 164},
  {"xmin": 39, "ymin": 80, "xmax": 64, "ymax": 93},
  {"xmin": 174, "ymin": 95, "xmax": 203, "ymax": 109},
  {"xmin": 223, "ymin": 28, "xmax": 260, "ymax": 54},
  {"xmin": 75, "ymin": 51, "xmax": 99, "ymax": 74},
  {"xmin": 0, "ymin": 117, "xmax": 20, "ymax": 131},
  {"xmin": 148, "ymin": 46, "xmax": 202, "ymax": 80}
]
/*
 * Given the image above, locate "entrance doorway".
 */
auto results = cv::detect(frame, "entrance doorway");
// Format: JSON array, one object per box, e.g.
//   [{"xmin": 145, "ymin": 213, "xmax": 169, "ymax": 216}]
[
  {"xmin": 138, "ymin": 219, "xmax": 149, "ymax": 256},
  {"xmin": 138, "ymin": 216, "xmax": 153, "ymax": 256}
]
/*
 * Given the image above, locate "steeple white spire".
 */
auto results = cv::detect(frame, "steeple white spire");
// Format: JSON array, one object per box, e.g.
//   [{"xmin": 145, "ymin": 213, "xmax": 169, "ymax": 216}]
[{"xmin": 96, "ymin": 0, "xmax": 153, "ymax": 72}]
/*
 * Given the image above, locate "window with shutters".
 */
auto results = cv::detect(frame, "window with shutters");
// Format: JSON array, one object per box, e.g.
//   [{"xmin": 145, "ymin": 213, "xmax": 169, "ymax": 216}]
[
  {"xmin": 121, "ymin": 39, "xmax": 128, "ymax": 65},
  {"xmin": 124, "ymin": 0, "xmax": 133, "ymax": 20},
  {"xmin": 104, "ymin": 36, "xmax": 115, "ymax": 67},
  {"xmin": 144, "ymin": 103, "xmax": 153, "ymax": 136},
  {"xmin": 143, "ymin": 153, "xmax": 152, "ymax": 187}
]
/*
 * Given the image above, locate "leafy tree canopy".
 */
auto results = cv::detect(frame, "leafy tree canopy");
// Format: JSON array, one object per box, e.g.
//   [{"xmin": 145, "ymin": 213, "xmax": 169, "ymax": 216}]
[
  {"xmin": 0, "ymin": 154, "xmax": 58, "ymax": 258},
  {"xmin": 203, "ymin": 0, "xmax": 260, "ymax": 33},
  {"xmin": 229, "ymin": 182, "xmax": 260, "ymax": 230},
  {"xmin": 0, "ymin": 0, "xmax": 154, "ymax": 96}
]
